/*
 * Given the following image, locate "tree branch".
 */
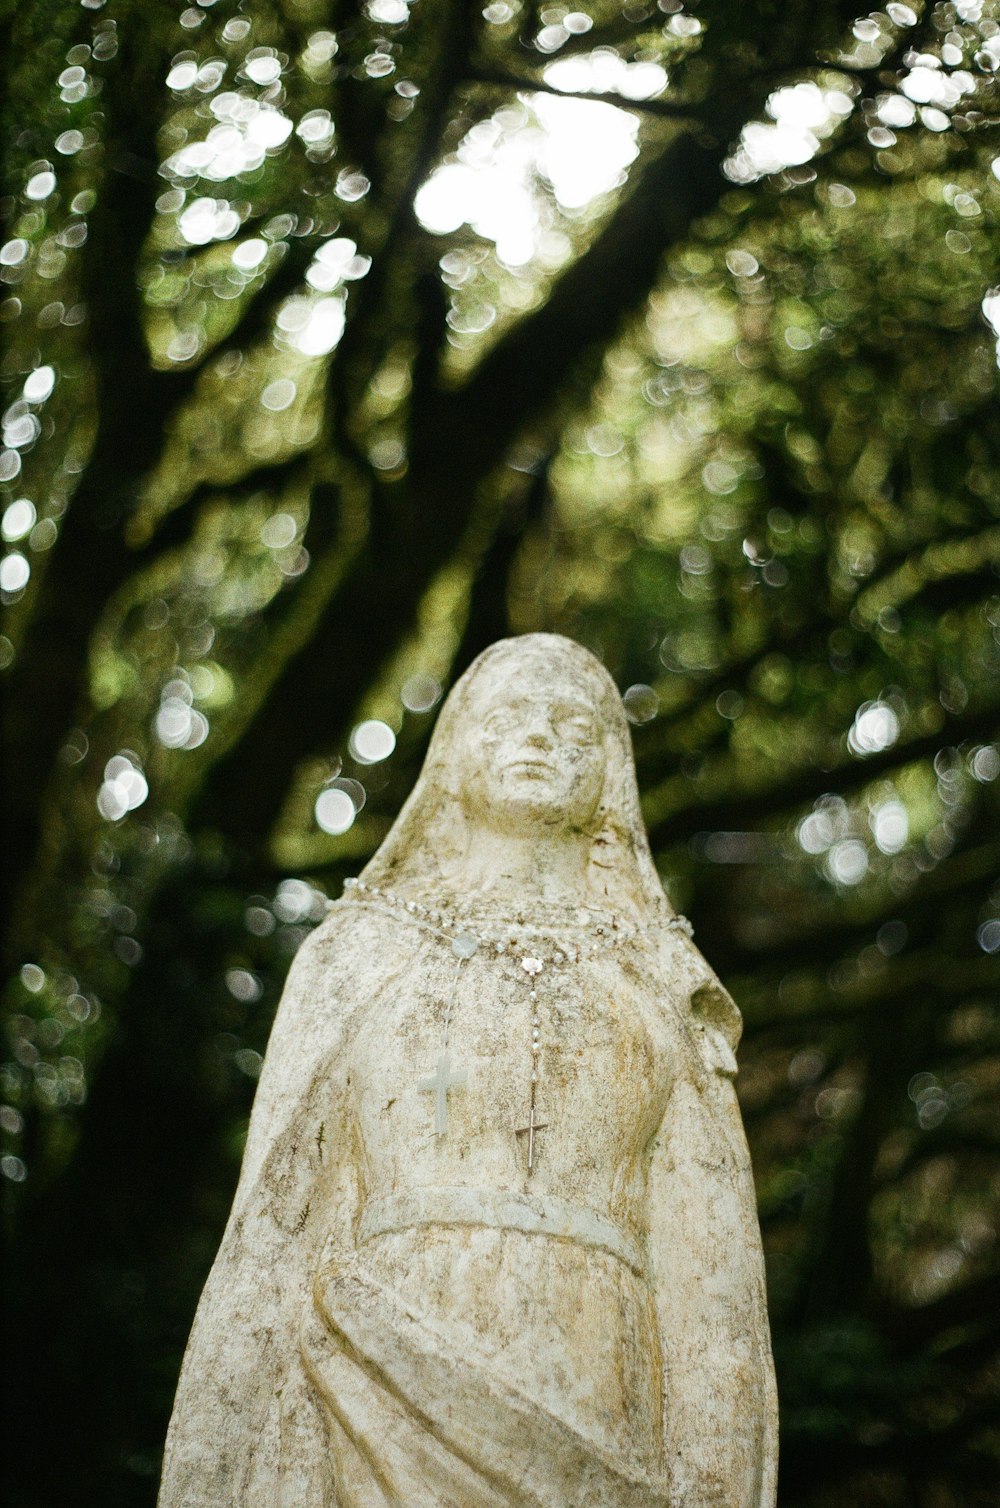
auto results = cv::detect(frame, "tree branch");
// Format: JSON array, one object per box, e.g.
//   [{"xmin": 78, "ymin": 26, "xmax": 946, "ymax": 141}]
[
  {"xmin": 646, "ymin": 705, "xmax": 1000, "ymax": 847},
  {"xmin": 194, "ymin": 96, "xmax": 764, "ymax": 849}
]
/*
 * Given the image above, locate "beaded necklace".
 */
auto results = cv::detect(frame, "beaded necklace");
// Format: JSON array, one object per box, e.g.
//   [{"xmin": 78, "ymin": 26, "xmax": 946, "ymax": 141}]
[{"xmin": 343, "ymin": 876, "xmax": 692, "ymax": 1173}]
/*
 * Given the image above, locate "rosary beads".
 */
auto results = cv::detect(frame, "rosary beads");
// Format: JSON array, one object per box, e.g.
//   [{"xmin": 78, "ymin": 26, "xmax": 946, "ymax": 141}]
[{"xmin": 343, "ymin": 875, "xmax": 690, "ymax": 960}]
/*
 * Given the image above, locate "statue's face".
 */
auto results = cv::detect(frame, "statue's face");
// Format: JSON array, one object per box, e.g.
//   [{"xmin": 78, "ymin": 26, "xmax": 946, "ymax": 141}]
[{"xmin": 461, "ymin": 661, "xmax": 607, "ymax": 833}]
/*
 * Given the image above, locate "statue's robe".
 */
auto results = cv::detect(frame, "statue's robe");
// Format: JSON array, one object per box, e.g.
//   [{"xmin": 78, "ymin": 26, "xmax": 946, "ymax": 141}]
[{"xmin": 159, "ymin": 901, "xmax": 777, "ymax": 1507}]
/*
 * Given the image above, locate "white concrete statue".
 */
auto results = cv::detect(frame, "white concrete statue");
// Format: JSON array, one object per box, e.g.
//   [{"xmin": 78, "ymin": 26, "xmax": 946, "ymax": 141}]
[{"xmin": 159, "ymin": 633, "xmax": 777, "ymax": 1507}]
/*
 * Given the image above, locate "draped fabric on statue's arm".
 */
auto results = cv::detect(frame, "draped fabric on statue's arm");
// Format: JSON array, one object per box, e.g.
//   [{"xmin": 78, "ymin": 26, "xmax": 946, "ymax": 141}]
[
  {"xmin": 158, "ymin": 911, "xmax": 362, "ymax": 1508},
  {"xmin": 646, "ymin": 939, "xmax": 778, "ymax": 1508}
]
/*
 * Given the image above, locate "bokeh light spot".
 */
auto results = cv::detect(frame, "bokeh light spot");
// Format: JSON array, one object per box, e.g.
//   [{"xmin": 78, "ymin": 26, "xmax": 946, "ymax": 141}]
[
  {"xmin": 315, "ymin": 788, "xmax": 356, "ymax": 835},
  {"xmin": 244, "ymin": 51, "xmax": 282, "ymax": 85},
  {"xmin": 869, "ymin": 799, "xmax": 909, "ymax": 855},
  {"xmin": 232, "ymin": 238, "xmax": 268, "ymax": 271},
  {"xmin": 20, "ymin": 963, "xmax": 46, "ymax": 993},
  {"xmin": 0, "ymin": 239, "xmax": 29, "ymax": 266},
  {"xmin": 261, "ymin": 512, "xmax": 297, "ymax": 548},
  {"xmin": 295, "ymin": 297, "xmax": 345, "ymax": 356},
  {"xmin": 166, "ymin": 60, "xmax": 199, "ymax": 90},
  {"xmin": 0, "ymin": 450, "xmax": 23, "ymax": 482},
  {"xmin": 623, "ymin": 684, "xmax": 659, "ymax": 724},
  {"xmin": 349, "ymin": 719, "xmax": 396, "ymax": 763},
  {"xmin": 0, "ymin": 552, "xmax": 31, "ymax": 592},
  {"xmin": 23, "ymin": 366, "xmax": 56, "ymax": 403},
  {"xmin": 178, "ymin": 197, "xmax": 241, "ymax": 246},
  {"xmin": 977, "ymin": 919, "xmax": 1000, "ymax": 954},
  {"xmin": 260, "ymin": 378, "xmax": 297, "ymax": 411},
  {"xmin": 367, "ymin": 0, "xmax": 409, "ymax": 20},
  {"xmin": 401, "ymin": 672, "xmax": 442, "ymax": 712},
  {"xmin": 826, "ymin": 839, "xmax": 869, "ymax": 886},
  {"xmin": 97, "ymin": 754, "xmax": 148, "ymax": 821},
  {"xmin": 970, "ymin": 745, "xmax": 999, "ymax": 782},
  {"xmin": 849, "ymin": 701, "xmax": 900, "ymax": 756},
  {"xmin": 26, "ymin": 170, "xmax": 57, "ymax": 201},
  {"xmin": 2, "ymin": 499, "xmax": 36, "ymax": 542},
  {"xmin": 225, "ymin": 968, "xmax": 262, "ymax": 1002}
]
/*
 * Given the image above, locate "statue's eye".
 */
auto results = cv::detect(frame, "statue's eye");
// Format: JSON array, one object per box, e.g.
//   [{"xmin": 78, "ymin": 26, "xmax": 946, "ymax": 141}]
[{"xmin": 557, "ymin": 713, "xmax": 594, "ymax": 741}]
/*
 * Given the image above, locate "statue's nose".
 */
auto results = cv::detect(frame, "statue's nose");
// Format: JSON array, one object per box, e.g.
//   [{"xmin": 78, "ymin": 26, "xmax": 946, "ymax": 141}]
[{"xmin": 524, "ymin": 723, "xmax": 553, "ymax": 749}]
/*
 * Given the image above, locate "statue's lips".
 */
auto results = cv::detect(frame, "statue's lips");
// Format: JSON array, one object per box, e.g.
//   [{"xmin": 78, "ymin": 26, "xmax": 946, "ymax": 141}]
[{"xmin": 507, "ymin": 757, "xmax": 555, "ymax": 778}]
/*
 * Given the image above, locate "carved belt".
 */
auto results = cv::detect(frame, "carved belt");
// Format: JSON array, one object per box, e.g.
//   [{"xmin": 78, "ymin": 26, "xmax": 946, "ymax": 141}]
[{"xmin": 357, "ymin": 1187, "xmax": 646, "ymax": 1278}]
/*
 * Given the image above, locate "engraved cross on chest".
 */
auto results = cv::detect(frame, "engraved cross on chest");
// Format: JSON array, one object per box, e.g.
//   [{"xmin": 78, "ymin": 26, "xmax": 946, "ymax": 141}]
[
  {"xmin": 419, "ymin": 1052, "xmax": 467, "ymax": 1137},
  {"xmin": 515, "ymin": 1102, "xmax": 549, "ymax": 1173}
]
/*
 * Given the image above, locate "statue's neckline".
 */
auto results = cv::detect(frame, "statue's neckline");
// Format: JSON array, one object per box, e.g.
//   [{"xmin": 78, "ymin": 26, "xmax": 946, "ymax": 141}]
[
  {"xmin": 341, "ymin": 876, "xmax": 691, "ymax": 949},
  {"xmin": 343, "ymin": 876, "xmax": 632, "ymax": 934}
]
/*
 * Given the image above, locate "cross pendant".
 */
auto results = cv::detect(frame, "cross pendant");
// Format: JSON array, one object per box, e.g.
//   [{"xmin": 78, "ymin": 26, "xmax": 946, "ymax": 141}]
[
  {"xmin": 418, "ymin": 1051, "xmax": 468, "ymax": 1137},
  {"xmin": 515, "ymin": 1101, "xmax": 550, "ymax": 1173}
]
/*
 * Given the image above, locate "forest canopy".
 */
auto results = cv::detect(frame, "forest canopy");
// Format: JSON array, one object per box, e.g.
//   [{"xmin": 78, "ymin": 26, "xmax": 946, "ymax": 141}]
[{"xmin": 2, "ymin": 1, "xmax": 999, "ymax": 1504}]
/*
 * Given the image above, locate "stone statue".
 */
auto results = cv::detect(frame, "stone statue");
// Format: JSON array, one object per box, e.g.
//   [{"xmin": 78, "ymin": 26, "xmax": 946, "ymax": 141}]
[{"xmin": 159, "ymin": 633, "xmax": 777, "ymax": 1507}]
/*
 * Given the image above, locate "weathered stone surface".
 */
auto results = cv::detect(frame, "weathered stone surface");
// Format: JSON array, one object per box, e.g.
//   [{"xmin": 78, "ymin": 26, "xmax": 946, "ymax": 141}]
[{"xmin": 159, "ymin": 633, "xmax": 777, "ymax": 1506}]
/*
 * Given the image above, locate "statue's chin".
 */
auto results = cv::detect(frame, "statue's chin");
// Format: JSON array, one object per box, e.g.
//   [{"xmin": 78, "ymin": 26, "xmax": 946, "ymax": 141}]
[
  {"xmin": 457, "ymin": 730, "xmax": 605, "ymax": 838},
  {"xmin": 483, "ymin": 779, "xmax": 594, "ymax": 833}
]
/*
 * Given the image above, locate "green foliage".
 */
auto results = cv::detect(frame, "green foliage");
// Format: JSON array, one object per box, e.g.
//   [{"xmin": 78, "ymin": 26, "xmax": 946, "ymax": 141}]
[{"xmin": 2, "ymin": 1, "xmax": 999, "ymax": 1503}]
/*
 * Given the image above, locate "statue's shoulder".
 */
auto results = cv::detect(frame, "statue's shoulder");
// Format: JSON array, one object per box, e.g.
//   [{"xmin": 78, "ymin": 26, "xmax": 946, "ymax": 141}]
[
  {"xmin": 304, "ymin": 897, "xmax": 365, "ymax": 948},
  {"xmin": 291, "ymin": 895, "xmax": 424, "ymax": 975},
  {"xmin": 647, "ymin": 922, "xmax": 742, "ymax": 1070},
  {"xmin": 652, "ymin": 920, "xmax": 726, "ymax": 998},
  {"xmin": 268, "ymin": 897, "xmax": 414, "ymax": 1051}
]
